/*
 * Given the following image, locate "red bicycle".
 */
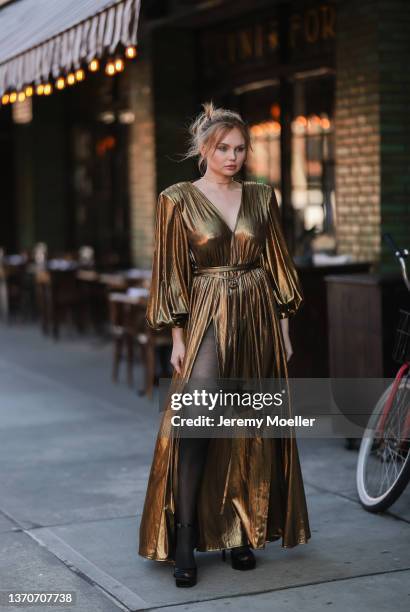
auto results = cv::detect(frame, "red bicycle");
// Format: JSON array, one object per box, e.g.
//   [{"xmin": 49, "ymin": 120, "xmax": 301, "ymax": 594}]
[{"xmin": 356, "ymin": 233, "xmax": 410, "ymax": 512}]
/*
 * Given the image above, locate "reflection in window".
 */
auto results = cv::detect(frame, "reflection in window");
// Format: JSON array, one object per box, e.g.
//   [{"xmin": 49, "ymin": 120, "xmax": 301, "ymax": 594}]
[
  {"xmin": 292, "ymin": 113, "xmax": 335, "ymax": 236},
  {"xmin": 246, "ymin": 111, "xmax": 335, "ymax": 242},
  {"xmin": 246, "ymin": 120, "xmax": 282, "ymax": 202}
]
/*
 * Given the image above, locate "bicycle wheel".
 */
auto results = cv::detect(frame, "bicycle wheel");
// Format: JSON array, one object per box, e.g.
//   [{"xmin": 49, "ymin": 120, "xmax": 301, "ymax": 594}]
[{"xmin": 356, "ymin": 374, "xmax": 410, "ymax": 512}]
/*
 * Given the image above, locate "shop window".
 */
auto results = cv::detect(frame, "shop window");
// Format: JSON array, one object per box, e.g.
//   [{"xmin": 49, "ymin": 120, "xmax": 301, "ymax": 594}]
[
  {"xmin": 239, "ymin": 87, "xmax": 282, "ymax": 197},
  {"xmin": 242, "ymin": 74, "xmax": 335, "ymax": 253},
  {"xmin": 247, "ymin": 116, "xmax": 281, "ymax": 194},
  {"xmin": 291, "ymin": 110, "xmax": 335, "ymax": 234},
  {"xmin": 291, "ymin": 74, "xmax": 336, "ymax": 251}
]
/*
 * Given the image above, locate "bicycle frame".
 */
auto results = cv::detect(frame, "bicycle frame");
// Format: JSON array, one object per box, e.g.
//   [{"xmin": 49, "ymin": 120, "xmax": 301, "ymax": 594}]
[
  {"xmin": 375, "ymin": 363, "xmax": 410, "ymax": 450},
  {"xmin": 377, "ymin": 233, "xmax": 410, "ymax": 449}
]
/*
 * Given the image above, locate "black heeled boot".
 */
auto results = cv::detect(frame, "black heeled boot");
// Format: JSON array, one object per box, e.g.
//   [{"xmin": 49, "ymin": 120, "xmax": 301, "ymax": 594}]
[
  {"xmin": 221, "ymin": 545, "xmax": 256, "ymax": 570},
  {"xmin": 173, "ymin": 523, "xmax": 197, "ymax": 587}
]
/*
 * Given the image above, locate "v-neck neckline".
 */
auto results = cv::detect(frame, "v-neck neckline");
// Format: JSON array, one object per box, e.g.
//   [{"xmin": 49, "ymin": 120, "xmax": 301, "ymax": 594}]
[{"xmin": 188, "ymin": 180, "xmax": 245, "ymax": 235}]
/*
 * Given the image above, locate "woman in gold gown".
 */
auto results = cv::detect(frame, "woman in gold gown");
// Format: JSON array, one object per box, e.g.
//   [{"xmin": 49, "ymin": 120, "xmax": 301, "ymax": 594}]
[{"xmin": 138, "ymin": 102, "xmax": 311, "ymax": 586}]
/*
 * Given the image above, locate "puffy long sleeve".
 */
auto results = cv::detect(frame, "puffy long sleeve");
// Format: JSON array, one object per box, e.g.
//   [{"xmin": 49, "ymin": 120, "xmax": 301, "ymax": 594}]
[
  {"xmin": 146, "ymin": 192, "xmax": 192, "ymax": 330},
  {"xmin": 261, "ymin": 186, "xmax": 304, "ymax": 319}
]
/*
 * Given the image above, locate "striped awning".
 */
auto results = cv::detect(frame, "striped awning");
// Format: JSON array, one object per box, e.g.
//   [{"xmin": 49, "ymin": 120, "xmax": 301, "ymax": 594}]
[{"xmin": 0, "ymin": 0, "xmax": 141, "ymax": 98}]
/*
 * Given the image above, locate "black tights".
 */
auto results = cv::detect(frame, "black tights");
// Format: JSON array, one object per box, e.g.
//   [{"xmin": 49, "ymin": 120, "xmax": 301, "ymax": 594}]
[{"xmin": 175, "ymin": 324, "xmax": 217, "ymax": 568}]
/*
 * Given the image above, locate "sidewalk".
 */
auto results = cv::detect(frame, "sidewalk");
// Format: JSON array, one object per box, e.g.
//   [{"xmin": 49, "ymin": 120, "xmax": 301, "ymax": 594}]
[{"xmin": 0, "ymin": 323, "xmax": 409, "ymax": 612}]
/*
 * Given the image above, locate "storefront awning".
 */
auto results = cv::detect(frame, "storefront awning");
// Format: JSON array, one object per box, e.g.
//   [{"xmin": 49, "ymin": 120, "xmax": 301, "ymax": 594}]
[{"xmin": 0, "ymin": 0, "xmax": 141, "ymax": 98}]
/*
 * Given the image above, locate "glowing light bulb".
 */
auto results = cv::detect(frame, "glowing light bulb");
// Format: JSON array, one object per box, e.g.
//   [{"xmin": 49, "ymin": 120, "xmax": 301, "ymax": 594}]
[
  {"xmin": 9, "ymin": 92, "xmax": 17, "ymax": 103},
  {"xmin": 105, "ymin": 61, "xmax": 116, "ymax": 76},
  {"xmin": 43, "ymin": 83, "xmax": 52, "ymax": 95},
  {"xmin": 36, "ymin": 84, "xmax": 45, "ymax": 95},
  {"xmin": 115, "ymin": 58, "xmax": 124, "ymax": 72},
  {"xmin": 1, "ymin": 94, "xmax": 10, "ymax": 105},
  {"xmin": 18, "ymin": 92, "xmax": 26, "ymax": 102},
  {"xmin": 67, "ymin": 73, "xmax": 75, "ymax": 85},
  {"xmin": 75, "ymin": 69, "xmax": 85, "ymax": 81},
  {"xmin": 56, "ymin": 77, "xmax": 65, "ymax": 90},
  {"xmin": 25, "ymin": 86, "xmax": 33, "ymax": 97},
  {"xmin": 89, "ymin": 59, "xmax": 99, "ymax": 72},
  {"xmin": 125, "ymin": 46, "xmax": 137, "ymax": 59}
]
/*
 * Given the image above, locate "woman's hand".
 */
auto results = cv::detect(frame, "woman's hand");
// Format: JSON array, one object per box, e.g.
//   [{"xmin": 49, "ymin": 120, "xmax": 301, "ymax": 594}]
[
  {"xmin": 280, "ymin": 318, "xmax": 293, "ymax": 362},
  {"xmin": 171, "ymin": 327, "xmax": 186, "ymax": 374}
]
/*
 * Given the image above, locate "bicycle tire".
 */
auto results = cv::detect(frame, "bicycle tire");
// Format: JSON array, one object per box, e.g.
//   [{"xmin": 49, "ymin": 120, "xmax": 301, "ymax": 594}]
[{"xmin": 356, "ymin": 378, "xmax": 410, "ymax": 512}]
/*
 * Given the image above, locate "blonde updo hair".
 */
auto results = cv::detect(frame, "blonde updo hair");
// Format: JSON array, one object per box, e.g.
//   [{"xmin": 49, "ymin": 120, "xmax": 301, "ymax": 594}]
[{"xmin": 182, "ymin": 101, "xmax": 252, "ymax": 175}]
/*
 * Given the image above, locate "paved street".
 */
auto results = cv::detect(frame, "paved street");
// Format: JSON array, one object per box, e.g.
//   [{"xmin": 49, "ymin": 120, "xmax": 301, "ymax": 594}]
[{"xmin": 0, "ymin": 322, "xmax": 409, "ymax": 612}]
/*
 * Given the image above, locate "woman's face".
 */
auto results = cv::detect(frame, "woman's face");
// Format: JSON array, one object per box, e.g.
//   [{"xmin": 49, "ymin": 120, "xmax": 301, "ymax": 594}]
[{"xmin": 203, "ymin": 127, "xmax": 247, "ymax": 178}]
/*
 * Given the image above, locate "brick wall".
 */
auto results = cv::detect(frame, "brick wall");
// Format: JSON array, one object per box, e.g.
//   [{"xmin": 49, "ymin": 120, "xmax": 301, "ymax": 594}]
[
  {"xmin": 127, "ymin": 59, "xmax": 157, "ymax": 268},
  {"xmin": 335, "ymin": 0, "xmax": 381, "ymax": 264},
  {"xmin": 335, "ymin": 0, "xmax": 410, "ymax": 270}
]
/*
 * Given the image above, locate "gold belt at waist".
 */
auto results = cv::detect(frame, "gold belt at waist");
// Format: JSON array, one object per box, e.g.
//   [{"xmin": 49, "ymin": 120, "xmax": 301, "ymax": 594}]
[{"xmin": 194, "ymin": 259, "xmax": 262, "ymax": 278}]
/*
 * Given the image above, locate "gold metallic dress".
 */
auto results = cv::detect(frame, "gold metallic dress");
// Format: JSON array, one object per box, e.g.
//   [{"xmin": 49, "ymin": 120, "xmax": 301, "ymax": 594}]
[{"xmin": 138, "ymin": 180, "xmax": 311, "ymax": 564}]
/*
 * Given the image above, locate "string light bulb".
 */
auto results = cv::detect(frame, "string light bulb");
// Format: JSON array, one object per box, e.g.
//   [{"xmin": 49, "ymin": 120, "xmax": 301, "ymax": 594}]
[
  {"xmin": 88, "ymin": 59, "xmax": 99, "ymax": 72},
  {"xmin": 0, "ymin": 48, "xmax": 140, "ymax": 103},
  {"xmin": 125, "ymin": 46, "xmax": 137, "ymax": 59},
  {"xmin": 105, "ymin": 60, "xmax": 116, "ymax": 76},
  {"xmin": 115, "ymin": 58, "xmax": 124, "ymax": 72}
]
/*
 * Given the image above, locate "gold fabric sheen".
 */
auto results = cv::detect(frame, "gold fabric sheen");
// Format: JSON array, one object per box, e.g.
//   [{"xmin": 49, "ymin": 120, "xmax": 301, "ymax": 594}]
[{"xmin": 139, "ymin": 180, "xmax": 311, "ymax": 564}]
